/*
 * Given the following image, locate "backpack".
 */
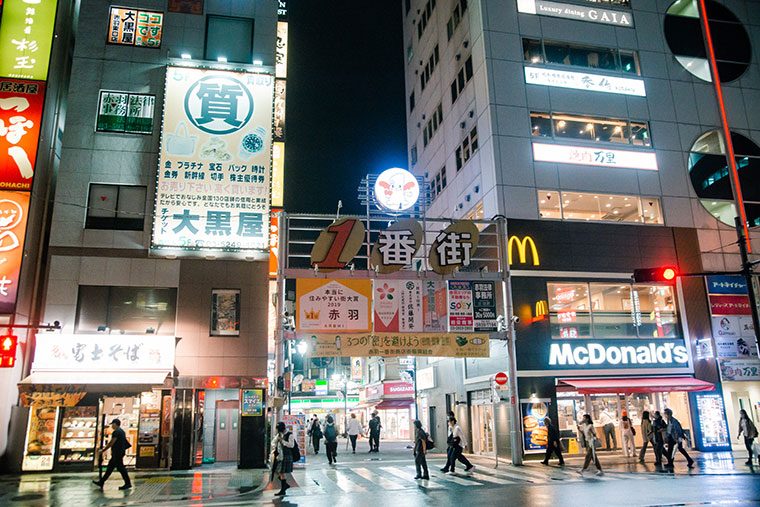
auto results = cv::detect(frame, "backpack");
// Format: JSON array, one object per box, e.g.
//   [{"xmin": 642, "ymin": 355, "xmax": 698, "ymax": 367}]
[
  {"xmin": 285, "ymin": 432, "xmax": 301, "ymax": 461},
  {"xmin": 312, "ymin": 421, "xmax": 323, "ymax": 439},
  {"xmin": 324, "ymin": 424, "xmax": 337, "ymax": 441},
  {"xmin": 369, "ymin": 418, "xmax": 379, "ymax": 432}
]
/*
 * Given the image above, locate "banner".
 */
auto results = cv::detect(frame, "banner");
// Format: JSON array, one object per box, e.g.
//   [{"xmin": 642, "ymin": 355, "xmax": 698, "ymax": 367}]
[
  {"xmin": 422, "ymin": 280, "xmax": 447, "ymax": 332},
  {"xmin": 0, "ymin": 0, "xmax": 59, "ymax": 81},
  {"xmin": 473, "ymin": 281, "xmax": 498, "ymax": 332},
  {"xmin": 0, "ymin": 191, "xmax": 30, "ymax": 313},
  {"xmin": 241, "ymin": 389, "xmax": 263, "ymax": 416},
  {"xmin": 719, "ymin": 358, "xmax": 760, "ymax": 381},
  {"xmin": 0, "ymin": 79, "xmax": 46, "ymax": 191},
  {"xmin": 302, "ymin": 332, "xmax": 489, "ymax": 358},
  {"xmin": 373, "ymin": 280, "xmax": 422, "ymax": 333},
  {"xmin": 296, "ymin": 279, "xmax": 372, "ymax": 332},
  {"xmin": 448, "ymin": 281, "xmax": 474, "ymax": 332},
  {"xmin": 152, "ymin": 66, "xmax": 273, "ymax": 252},
  {"xmin": 521, "ymin": 400, "xmax": 550, "ymax": 453}
]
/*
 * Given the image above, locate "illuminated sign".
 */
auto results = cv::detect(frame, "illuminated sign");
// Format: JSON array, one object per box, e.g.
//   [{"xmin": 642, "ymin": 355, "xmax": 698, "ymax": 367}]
[
  {"xmin": 296, "ymin": 279, "xmax": 372, "ymax": 333},
  {"xmin": 0, "ymin": 79, "xmax": 45, "ymax": 190},
  {"xmin": 532, "ymin": 142, "xmax": 658, "ymax": 171},
  {"xmin": 0, "ymin": 333, "xmax": 18, "ymax": 368},
  {"xmin": 0, "ymin": 0, "xmax": 59, "ymax": 81},
  {"xmin": 107, "ymin": 7, "xmax": 164, "ymax": 47},
  {"xmin": 370, "ymin": 219, "xmax": 423, "ymax": 274},
  {"xmin": 524, "ymin": 66, "xmax": 645, "ymax": 96},
  {"xmin": 310, "ymin": 218, "xmax": 366, "ymax": 270},
  {"xmin": 374, "ymin": 168, "xmax": 420, "ymax": 212},
  {"xmin": 272, "ymin": 141, "xmax": 285, "ymax": 207},
  {"xmin": 276, "ymin": 21, "xmax": 288, "ymax": 78},
  {"xmin": 517, "ymin": 0, "xmax": 634, "ymax": 27},
  {"xmin": 533, "ymin": 300, "xmax": 548, "ymax": 322},
  {"xmin": 0, "ymin": 191, "xmax": 30, "ymax": 313},
  {"xmin": 278, "ymin": 0, "xmax": 288, "ymax": 20},
  {"xmin": 508, "ymin": 235, "xmax": 540, "ymax": 266},
  {"xmin": 152, "ymin": 66, "xmax": 273, "ymax": 253},
  {"xmin": 274, "ymin": 79, "xmax": 286, "ymax": 142},
  {"xmin": 269, "ymin": 210, "xmax": 281, "ymax": 279},
  {"xmin": 96, "ymin": 90, "xmax": 155, "ymax": 134},
  {"xmin": 548, "ymin": 341, "xmax": 689, "ymax": 367},
  {"xmin": 428, "ymin": 220, "xmax": 480, "ymax": 275}
]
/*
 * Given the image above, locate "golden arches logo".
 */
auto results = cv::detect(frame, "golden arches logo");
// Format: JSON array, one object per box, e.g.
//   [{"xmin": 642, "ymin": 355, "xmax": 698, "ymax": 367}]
[
  {"xmin": 535, "ymin": 300, "xmax": 548, "ymax": 317},
  {"xmin": 508, "ymin": 235, "xmax": 540, "ymax": 266}
]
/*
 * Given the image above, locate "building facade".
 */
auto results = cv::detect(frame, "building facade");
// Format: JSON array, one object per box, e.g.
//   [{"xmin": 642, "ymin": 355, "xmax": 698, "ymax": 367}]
[{"xmin": 404, "ymin": 0, "xmax": 760, "ymax": 459}]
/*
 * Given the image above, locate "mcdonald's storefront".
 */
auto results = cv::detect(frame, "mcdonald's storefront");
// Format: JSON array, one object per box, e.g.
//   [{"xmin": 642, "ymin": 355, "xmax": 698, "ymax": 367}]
[{"xmin": 505, "ymin": 219, "xmax": 721, "ymax": 457}]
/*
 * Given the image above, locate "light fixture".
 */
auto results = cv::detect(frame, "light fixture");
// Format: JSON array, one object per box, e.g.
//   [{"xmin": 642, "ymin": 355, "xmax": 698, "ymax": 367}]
[
  {"xmin": 253, "ymin": 59, "xmax": 263, "ymax": 66},
  {"xmin": 181, "ymin": 53, "xmax": 191, "ymax": 59},
  {"xmin": 296, "ymin": 341, "xmax": 308, "ymax": 355},
  {"xmin": 217, "ymin": 56, "xmax": 227, "ymax": 63}
]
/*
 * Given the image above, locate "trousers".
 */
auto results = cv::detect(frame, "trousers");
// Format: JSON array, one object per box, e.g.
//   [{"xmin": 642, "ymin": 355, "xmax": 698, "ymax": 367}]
[
  {"xmin": 582, "ymin": 446, "xmax": 602, "ymax": 471},
  {"xmin": 349, "ymin": 434, "xmax": 358, "ymax": 451},
  {"xmin": 102, "ymin": 453, "xmax": 131, "ymax": 486},
  {"xmin": 369, "ymin": 431, "xmax": 380, "ymax": 451},
  {"xmin": 414, "ymin": 452, "xmax": 429, "ymax": 478},
  {"xmin": 543, "ymin": 440, "xmax": 564, "ymax": 464},
  {"xmin": 603, "ymin": 423, "xmax": 617, "ymax": 450}
]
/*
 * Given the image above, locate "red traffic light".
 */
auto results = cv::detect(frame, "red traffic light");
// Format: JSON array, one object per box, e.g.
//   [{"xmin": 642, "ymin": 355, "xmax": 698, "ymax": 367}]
[
  {"xmin": 0, "ymin": 334, "xmax": 18, "ymax": 368},
  {"xmin": 633, "ymin": 266, "xmax": 679, "ymax": 284}
]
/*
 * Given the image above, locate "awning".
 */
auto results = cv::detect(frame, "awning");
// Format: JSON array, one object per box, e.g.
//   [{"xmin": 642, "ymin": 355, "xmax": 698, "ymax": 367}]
[
  {"xmin": 376, "ymin": 399, "xmax": 413, "ymax": 409},
  {"xmin": 19, "ymin": 371, "xmax": 171, "ymax": 396},
  {"xmin": 557, "ymin": 377, "xmax": 715, "ymax": 394}
]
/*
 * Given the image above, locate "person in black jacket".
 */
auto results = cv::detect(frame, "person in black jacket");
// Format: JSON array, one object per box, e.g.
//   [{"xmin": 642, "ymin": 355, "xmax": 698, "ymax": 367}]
[
  {"xmin": 308, "ymin": 415, "xmax": 322, "ymax": 454},
  {"xmin": 541, "ymin": 417, "xmax": 565, "ymax": 466},
  {"xmin": 92, "ymin": 419, "xmax": 132, "ymax": 490}
]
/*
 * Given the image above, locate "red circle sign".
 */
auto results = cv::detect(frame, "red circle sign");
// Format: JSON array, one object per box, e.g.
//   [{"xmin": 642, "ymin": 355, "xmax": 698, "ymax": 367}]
[{"xmin": 495, "ymin": 372, "xmax": 508, "ymax": 385}]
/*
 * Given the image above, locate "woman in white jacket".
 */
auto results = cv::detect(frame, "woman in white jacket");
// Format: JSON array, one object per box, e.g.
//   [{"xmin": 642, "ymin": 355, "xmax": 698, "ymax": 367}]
[{"xmin": 346, "ymin": 413, "xmax": 362, "ymax": 454}]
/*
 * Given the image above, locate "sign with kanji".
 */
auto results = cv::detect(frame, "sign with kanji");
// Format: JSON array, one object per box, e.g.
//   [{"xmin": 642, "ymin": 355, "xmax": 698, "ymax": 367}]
[
  {"xmin": 152, "ymin": 66, "xmax": 273, "ymax": 253},
  {"xmin": 107, "ymin": 7, "xmax": 163, "ymax": 47},
  {"xmin": 31, "ymin": 334, "xmax": 175, "ymax": 372},
  {"xmin": 0, "ymin": 0, "xmax": 59, "ymax": 81},
  {"xmin": 428, "ymin": 220, "xmax": 480, "ymax": 275},
  {"xmin": 448, "ymin": 281, "xmax": 474, "ymax": 332},
  {"xmin": 0, "ymin": 79, "xmax": 45, "ymax": 190},
  {"xmin": 274, "ymin": 79, "xmax": 286, "ymax": 142},
  {"xmin": 96, "ymin": 90, "xmax": 155, "ymax": 134},
  {"xmin": 473, "ymin": 280, "xmax": 498, "ymax": 332},
  {"xmin": 719, "ymin": 358, "xmax": 760, "ymax": 381},
  {"xmin": 374, "ymin": 280, "xmax": 423, "ymax": 333},
  {"xmin": 422, "ymin": 280, "xmax": 447, "ymax": 332},
  {"xmin": 276, "ymin": 21, "xmax": 288, "ymax": 79},
  {"xmin": 0, "ymin": 191, "xmax": 29, "ymax": 313},
  {"xmin": 370, "ymin": 218, "xmax": 422, "ymax": 274},
  {"xmin": 302, "ymin": 332, "xmax": 489, "ymax": 358},
  {"xmin": 296, "ymin": 279, "xmax": 372, "ymax": 333}
]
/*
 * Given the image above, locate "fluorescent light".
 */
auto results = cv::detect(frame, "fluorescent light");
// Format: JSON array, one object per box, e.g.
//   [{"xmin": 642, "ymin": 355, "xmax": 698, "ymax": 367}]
[
  {"xmin": 181, "ymin": 53, "xmax": 191, "ymax": 59},
  {"xmin": 217, "ymin": 56, "xmax": 227, "ymax": 63},
  {"xmin": 253, "ymin": 59, "xmax": 263, "ymax": 66}
]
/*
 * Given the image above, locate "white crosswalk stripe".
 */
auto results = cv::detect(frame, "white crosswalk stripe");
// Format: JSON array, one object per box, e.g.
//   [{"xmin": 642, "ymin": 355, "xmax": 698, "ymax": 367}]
[
  {"xmin": 380, "ymin": 466, "xmax": 445, "ymax": 489},
  {"xmin": 352, "ymin": 467, "xmax": 407, "ymax": 490}
]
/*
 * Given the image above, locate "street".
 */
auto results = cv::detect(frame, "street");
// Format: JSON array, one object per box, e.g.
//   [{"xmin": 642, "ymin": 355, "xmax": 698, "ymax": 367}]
[{"xmin": 2, "ymin": 442, "xmax": 759, "ymax": 506}]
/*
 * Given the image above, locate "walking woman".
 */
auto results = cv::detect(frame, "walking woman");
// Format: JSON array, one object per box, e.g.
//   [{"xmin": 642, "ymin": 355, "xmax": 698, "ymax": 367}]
[
  {"xmin": 621, "ymin": 411, "xmax": 636, "ymax": 458},
  {"xmin": 347, "ymin": 413, "xmax": 362, "ymax": 454},
  {"xmin": 737, "ymin": 409, "xmax": 758, "ymax": 466},
  {"xmin": 579, "ymin": 414, "xmax": 603, "ymax": 476},
  {"xmin": 413, "ymin": 420, "xmax": 430, "ymax": 480},
  {"xmin": 638, "ymin": 411, "xmax": 655, "ymax": 464},
  {"xmin": 323, "ymin": 415, "xmax": 338, "ymax": 464},
  {"xmin": 652, "ymin": 411, "xmax": 666, "ymax": 467},
  {"xmin": 271, "ymin": 421, "xmax": 295, "ymax": 496}
]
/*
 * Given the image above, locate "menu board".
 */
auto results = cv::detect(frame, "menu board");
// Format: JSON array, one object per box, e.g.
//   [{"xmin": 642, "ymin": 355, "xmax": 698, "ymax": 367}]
[
  {"xmin": 137, "ymin": 392, "xmax": 161, "ymax": 467},
  {"xmin": 521, "ymin": 400, "xmax": 550, "ymax": 453},
  {"xmin": 22, "ymin": 407, "xmax": 59, "ymax": 471},
  {"xmin": 281, "ymin": 414, "xmax": 306, "ymax": 464},
  {"xmin": 694, "ymin": 393, "xmax": 730, "ymax": 451}
]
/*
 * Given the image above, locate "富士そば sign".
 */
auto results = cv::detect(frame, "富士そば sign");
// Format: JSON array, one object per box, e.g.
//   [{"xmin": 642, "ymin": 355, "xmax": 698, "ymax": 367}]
[
  {"xmin": 152, "ymin": 67, "xmax": 273, "ymax": 253},
  {"xmin": 302, "ymin": 332, "xmax": 490, "ymax": 358}
]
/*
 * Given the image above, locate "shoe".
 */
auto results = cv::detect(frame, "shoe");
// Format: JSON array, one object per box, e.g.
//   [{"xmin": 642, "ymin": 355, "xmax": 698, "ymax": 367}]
[
  {"xmin": 687, "ymin": 461, "xmax": 695, "ymax": 469},
  {"xmin": 92, "ymin": 480, "xmax": 103, "ymax": 489},
  {"xmin": 118, "ymin": 484, "xmax": 132, "ymax": 490},
  {"xmin": 352, "ymin": 451, "xmax": 356, "ymax": 454},
  {"xmin": 422, "ymin": 475, "xmax": 430, "ymax": 480},
  {"xmin": 414, "ymin": 475, "xmax": 422, "ymax": 480},
  {"xmin": 638, "ymin": 459, "xmax": 645, "ymax": 464},
  {"xmin": 464, "ymin": 465, "xmax": 474, "ymax": 472},
  {"xmin": 745, "ymin": 460, "xmax": 753, "ymax": 465},
  {"xmin": 595, "ymin": 471, "xmax": 604, "ymax": 476},
  {"xmin": 541, "ymin": 461, "xmax": 549, "ymax": 465},
  {"xmin": 577, "ymin": 469, "xmax": 584, "ymax": 477},
  {"xmin": 439, "ymin": 467, "xmax": 448, "ymax": 473}
]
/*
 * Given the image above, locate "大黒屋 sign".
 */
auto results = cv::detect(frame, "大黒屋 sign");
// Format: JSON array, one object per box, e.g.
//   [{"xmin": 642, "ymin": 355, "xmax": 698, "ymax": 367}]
[
  {"xmin": 0, "ymin": 0, "xmax": 59, "ymax": 81},
  {"xmin": 107, "ymin": 7, "xmax": 164, "ymax": 47},
  {"xmin": 152, "ymin": 66, "xmax": 274, "ymax": 253},
  {"xmin": 0, "ymin": 79, "xmax": 46, "ymax": 190}
]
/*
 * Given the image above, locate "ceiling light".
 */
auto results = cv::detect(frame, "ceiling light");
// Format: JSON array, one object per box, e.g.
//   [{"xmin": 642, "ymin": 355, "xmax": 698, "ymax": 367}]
[
  {"xmin": 181, "ymin": 53, "xmax": 191, "ymax": 59},
  {"xmin": 605, "ymin": 203, "xmax": 612, "ymax": 208}
]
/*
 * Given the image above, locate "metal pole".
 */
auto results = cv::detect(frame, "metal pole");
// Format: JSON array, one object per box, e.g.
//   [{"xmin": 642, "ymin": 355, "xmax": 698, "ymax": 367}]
[
  {"xmin": 276, "ymin": 211, "xmax": 289, "ymax": 426},
  {"xmin": 288, "ymin": 342, "xmax": 292, "ymax": 415},
  {"xmin": 413, "ymin": 356, "xmax": 419, "ymax": 421},
  {"xmin": 496, "ymin": 217, "xmax": 523, "ymax": 465},
  {"xmin": 735, "ymin": 218, "xmax": 760, "ymax": 357}
]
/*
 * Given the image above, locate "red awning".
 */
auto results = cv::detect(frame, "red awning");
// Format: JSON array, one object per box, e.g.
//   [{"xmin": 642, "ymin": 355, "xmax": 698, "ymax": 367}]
[
  {"xmin": 557, "ymin": 377, "xmax": 715, "ymax": 394},
  {"xmin": 376, "ymin": 399, "xmax": 413, "ymax": 409}
]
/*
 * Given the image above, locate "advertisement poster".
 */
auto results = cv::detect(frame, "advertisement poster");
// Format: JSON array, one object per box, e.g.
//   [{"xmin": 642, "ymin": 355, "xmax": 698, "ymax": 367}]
[
  {"xmin": 521, "ymin": 400, "xmax": 550, "ymax": 453},
  {"xmin": 210, "ymin": 289, "xmax": 240, "ymax": 336},
  {"xmin": 448, "ymin": 281, "xmax": 474, "ymax": 332},
  {"xmin": 0, "ymin": 192, "xmax": 30, "ymax": 313},
  {"xmin": 399, "ymin": 280, "xmax": 423, "ymax": 332},
  {"xmin": 707, "ymin": 274, "xmax": 759, "ymax": 366},
  {"xmin": 303, "ymin": 332, "xmax": 489, "ymax": 358},
  {"xmin": 473, "ymin": 281, "xmax": 498, "ymax": 332},
  {"xmin": 719, "ymin": 358, "xmax": 760, "ymax": 381},
  {"xmin": 281, "ymin": 414, "xmax": 306, "ymax": 464},
  {"xmin": 107, "ymin": 7, "xmax": 164, "ymax": 47},
  {"xmin": 422, "ymin": 280, "xmax": 447, "ymax": 332},
  {"xmin": 22, "ymin": 406, "xmax": 58, "ymax": 471},
  {"xmin": 693, "ymin": 393, "xmax": 730, "ymax": 451},
  {"xmin": 241, "ymin": 389, "xmax": 263, "ymax": 416},
  {"xmin": 0, "ymin": 79, "xmax": 46, "ymax": 191},
  {"xmin": 0, "ymin": 0, "xmax": 59, "ymax": 81},
  {"xmin": 374, "ymin": 281, "xmax": 399, "ymax": 332},
  {"xmin": 296, "ymin": 279, "xmax": 371, "ymax": 332},
  {"xmin": 152, "ymin": 66, "xmax": 273, "ymax": 252},
  {"xmin": 96, "ymin": 91, "xmax": 155, "ymax": 134},
  {"xmin": 350, "ymin": 357, "xmax": 363, "ymax": 381}
]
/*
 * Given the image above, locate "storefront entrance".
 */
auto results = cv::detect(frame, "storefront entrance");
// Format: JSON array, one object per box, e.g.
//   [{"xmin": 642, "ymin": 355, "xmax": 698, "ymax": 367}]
[
  {"xmin": 471, "ymin": 403, "xmax": 495, "ymax": 455},
  {"xmin": 214, "ymin": 400, "xmax": 239, "ymax": 462},
  {"xmin": 722, "ymin": 381, "xmax": 760, "ymax": 450}
]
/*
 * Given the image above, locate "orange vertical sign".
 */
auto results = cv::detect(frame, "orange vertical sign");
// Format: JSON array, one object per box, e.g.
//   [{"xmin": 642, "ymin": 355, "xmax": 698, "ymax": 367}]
[
  {"xmin": 269, "ymin": 210, "xmax": 281, "ymax": 279},
  {"xmin": 0, "ymin": 191, "xmax": 29, "ymax": 313}
]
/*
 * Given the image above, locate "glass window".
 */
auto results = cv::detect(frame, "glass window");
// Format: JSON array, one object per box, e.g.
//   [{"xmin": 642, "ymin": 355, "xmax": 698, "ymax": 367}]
[
  {"xmin": 632, "ymin": 285, "xmax": 678, "ymax": 338},
  {"xmin": 96, "ymin": 91, "xmax": 155, "ymax": 134},
  {"xmin": 86, "ymin": 184, "xmax": 147, "ymax": 230},
  {"xmin": 553, "ymin": 114, "xmax": 595, "ymax": 142},
  {"xmin": 527, "ymin": 39, "xmax": 640, "ymax": 75},
  {"xmin": 205, "ymin": 15, "xmax": 254, "ymax": 63},
  {"xmin": 76, "ymin": 286, "xmax": 177, "ymax": 334},
  {"xmin": 523, "ymin": 38, "xmax": 543, "ymax": 64},
  {"xmin": 538, "ymin": 190, "xmax": 561, "ymax": 218},
  {"xmin": 590, "ymin": 283, "xmax": 637, "ymax": 338},
  {"xmin": 530, "ymin": 112, "xmax": 552, "ymax": 138},
  {"xmin": 619, "ymin": 51, "xmax": 638, "ymax": 74},
  {"xmin": 535, "ymin": 111, "xmax": 652, "ymax": 147},
  {"xmin": 640, "ymin": 197, "xmax": 663, "ymax": 224},
  {"xmin": 548, "ymin": 283, "xmax": 591, "ymax": 338},
  {"xmin": 465, "ymin": 56, "xmax": 473, "ymax": 80}
]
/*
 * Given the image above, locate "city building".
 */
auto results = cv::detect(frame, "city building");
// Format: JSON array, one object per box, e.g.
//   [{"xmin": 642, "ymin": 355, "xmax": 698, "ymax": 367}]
[
  {"xmin": 0, "ymin": 0, "xmax": 280, "ymax": 472},
  {"xmin": 403, "ymin": 0, "xmax": 760, "ymax": 459}
]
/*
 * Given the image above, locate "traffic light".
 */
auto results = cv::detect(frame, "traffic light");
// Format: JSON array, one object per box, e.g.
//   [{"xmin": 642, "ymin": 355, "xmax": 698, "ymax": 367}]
[
  {"xmin": 633, "ymin": 266, "xmax": 678, "ymax": 284},
  {"xmin": 0, "ymin": 334, "xmax": 18, "ymax": 368}
]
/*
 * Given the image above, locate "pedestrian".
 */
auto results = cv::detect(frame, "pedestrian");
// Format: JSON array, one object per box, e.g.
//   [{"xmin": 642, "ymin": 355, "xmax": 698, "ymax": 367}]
[
  {"xmin": 92, "ymin": 418, "xmax": 132, "ymax": 490},
  {"xmin": 440, "ymin": 417, "xmax": 474, "ymax": 473},
  {"xmin": 599, "ymin": 406, "xmax": 617, "ymax": 451},
  {"xmin": 638, "ymin": 411, "xmax": 655, "ymax": 464},
  {"xmin": 541, "ymin": 416, "xmax": 565, "ymax": 466},
  {"xmin": 663, "ymin": 408, "xmax": 694, "ymax": 470},
  {"xmin": 368, "ymin": 411, "xmax": 381, "ymax": 453},
  {"xmin": 308, "ymin": 415, "xmax": 323, "ymax": 455},
  {"xmin": 621, "ymin": 411, "xmax": 636, "ymax": 458},
  {"xmin": 578, "ymin": 414, "xmax": 603, "ymax": 476},
  {"xmin": 324, "ymin": 415, "xmax": 338, "ymax": 464},
  {"xmin": 347, "ymin": 413, "xmax": 362, "ymax": 454},
  {"xmin": 271, "ymin": 421, "xmax": 295, "ymax": 496},
  {"xmin": 413, "ymin": 420, "xmax": 430, "ymax": 480},
  {"xmin": 737, "ymin": 409, "xmax": 758, "ymax": 466},
  {"xmin": 652, "ymin": 411, "xmax": 666, "ymax": 467}
]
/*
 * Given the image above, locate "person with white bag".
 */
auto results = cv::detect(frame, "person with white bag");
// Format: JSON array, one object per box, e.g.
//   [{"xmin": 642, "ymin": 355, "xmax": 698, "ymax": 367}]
[{"xmin": 737, "ymin": 409, "xmax": 759, "ymax": 466}]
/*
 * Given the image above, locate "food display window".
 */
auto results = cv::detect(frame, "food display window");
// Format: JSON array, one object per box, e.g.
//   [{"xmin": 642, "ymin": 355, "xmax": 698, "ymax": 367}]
[
  {"xmin": 101, "ymin": 396, "xmax": 140, "ymax": 467},
  {"xmin": 58, "ymin": 407, "xmax": 97, "ymax": 468},
  {"xmin": 22, "ymin": 407, "xmax": 60, "ymax": 471}
]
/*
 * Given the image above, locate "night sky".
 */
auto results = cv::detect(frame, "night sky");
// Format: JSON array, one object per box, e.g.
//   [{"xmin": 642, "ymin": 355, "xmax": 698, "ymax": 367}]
[{"xmin": 284, "ymin": 0, "xmax": 407, "ymax": 215}]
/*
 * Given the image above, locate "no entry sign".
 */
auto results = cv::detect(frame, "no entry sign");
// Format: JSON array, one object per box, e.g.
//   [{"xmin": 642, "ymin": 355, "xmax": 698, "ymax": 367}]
[{"xmin": 495, "ymin": 372, "xmax": 508, "ymax": 385}]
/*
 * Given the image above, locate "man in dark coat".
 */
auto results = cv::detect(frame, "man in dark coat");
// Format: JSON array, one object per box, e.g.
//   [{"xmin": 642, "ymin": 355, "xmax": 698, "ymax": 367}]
[
  {"xmin": 92, "ymin": 419, "xmax": 132, "ymax": 490},
  {"xmin": 541, "ymin": 417, "xmax": 565, "ymax": 466}
]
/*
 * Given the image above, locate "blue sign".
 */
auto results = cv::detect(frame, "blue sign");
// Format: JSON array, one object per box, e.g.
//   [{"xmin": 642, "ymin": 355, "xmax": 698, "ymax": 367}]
[
  {"xmin": 689, "ymin": 392, "xmax": 731, "ymax": 452},
  {"xmin": 706, "ymin": 275, "xmax": 748, "ymax": 295}
]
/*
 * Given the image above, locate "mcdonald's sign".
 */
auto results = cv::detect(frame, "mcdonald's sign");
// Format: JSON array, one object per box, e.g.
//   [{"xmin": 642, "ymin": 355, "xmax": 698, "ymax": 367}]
[
  {"xmin": 508, "ymin": 235, "xmax": 540, "ymax": 266},
  {"xmin": 533, "ymin": 300, "xmax": 548, "ymax": 322}
]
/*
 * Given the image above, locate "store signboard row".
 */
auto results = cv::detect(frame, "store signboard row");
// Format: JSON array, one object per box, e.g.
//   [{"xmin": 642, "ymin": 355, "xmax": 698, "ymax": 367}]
[
  {"xmin": 152, "ymin": 66, "xmax": 274, "ymax": 254},
  {"xmin": 532, "ymin": 142, "xmax": 658, "ymax": 171},
  {"xmin": 517, "ymin": 0, "xmax": 633, "ymax": 27},
  {"xmin": 302, "ymin": 331, "xmax": 490, "ymax": 358},
  {"xmin": 524, "ymin": 66, "xmax": 645, "ymax": 97}
]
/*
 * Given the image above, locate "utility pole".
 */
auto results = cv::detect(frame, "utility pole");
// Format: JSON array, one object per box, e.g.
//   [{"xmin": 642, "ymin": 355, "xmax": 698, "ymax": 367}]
[{"xmin": 735, "ymin": 218, "xmax": 760, "ymax": 357}]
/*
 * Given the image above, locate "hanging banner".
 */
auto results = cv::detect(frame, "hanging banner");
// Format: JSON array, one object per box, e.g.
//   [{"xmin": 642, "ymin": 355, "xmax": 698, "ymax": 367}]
[
  {"xmin": 422, "ymin": 280, "xmax": 447, "ymax": 332},
  {"xmin": 448, "ymin": 281, "xmax": 474, "ymax": 332},
  {"xmin": 296, "ymin": 279, "xmax": 372, "ymax": 332},
  {"xmin": 152, "ymin": 66, "xmax": 273, "ymax": 253},
  {"xmin": 350, "ymin": 357, "xmax": 363, "ymax": 381},
  {"xmin": 302, "ymin": 332, "xmax": 489, "ymax": 358},
  {"xmin": 374, "ymin": 280, "xmax": 423, "ymax": 332},
  {"xmin": 473, "ymin": 281, "xmax": 498, "ymax": 332},
  {"xmin": 0, "ymin": 79, "xmax": 46, "ymax": 191},
  {"xmin": 0, "ymin": 0, "xmax": 59, "ymax": 81},
  {"xmin": 0, "ymin": 191, "xmax": 30, "ymax": 313},
  {"xmin": 521, "ymin": 399, "xmax": 551, "ymax": 453}
]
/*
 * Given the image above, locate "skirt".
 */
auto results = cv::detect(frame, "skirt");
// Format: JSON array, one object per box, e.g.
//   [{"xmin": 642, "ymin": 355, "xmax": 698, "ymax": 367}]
[{"xmin": 274, "ymin": 453, "xmax": 293, "ymax": 474}]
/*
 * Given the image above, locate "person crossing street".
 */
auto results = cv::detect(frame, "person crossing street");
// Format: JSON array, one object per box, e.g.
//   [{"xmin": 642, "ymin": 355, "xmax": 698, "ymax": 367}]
[
  {"xmin": 92, "ymin": 419, "xmax": 132, "ymax": 490},
  {"xmin": 663, "ymin": 408, "xmax": 694, "ymax": 471}
]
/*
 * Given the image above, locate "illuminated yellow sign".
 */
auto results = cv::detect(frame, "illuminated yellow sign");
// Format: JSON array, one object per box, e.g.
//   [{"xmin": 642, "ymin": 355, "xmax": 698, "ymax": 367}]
[
  {"xmin": 272, "ymin": 142, "xmax": 285, "ymax": 207},
  {"xmin": 533, "ymin": 300, "xmax": 548, "ymax": 322},
  {"xmin": 508, "ymin": 235, "xmax": 540, "ymax": 266}
]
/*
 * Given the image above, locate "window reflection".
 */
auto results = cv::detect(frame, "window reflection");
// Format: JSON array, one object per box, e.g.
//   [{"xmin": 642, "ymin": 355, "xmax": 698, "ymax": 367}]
[
  {"xmin": 523, "ymin": 38, "xmax": 640, "ymax": 75},
  {"xmin": 538, "ymin": 190, "xmax": 664, "ymax": 224},
  {"xmin": 531, "ymin": 112, "xmax": 651, "ymax": 147}
]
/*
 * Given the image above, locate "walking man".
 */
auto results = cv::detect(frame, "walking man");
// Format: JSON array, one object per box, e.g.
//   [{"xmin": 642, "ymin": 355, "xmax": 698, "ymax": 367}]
[
  {"xmin": 663, "ymin": 408, "xmax": 694, "ymax": 470},
  {"xmin": 347, "ymin": 413, "xmax": 362, "ymax": 454},
  {"xmin": 541, "ymin": 417, "xmax": 565, "ymax": 466},
  {"xmin": 92, "ymin": 419, "xmax": 132, "ymax": 490},
  {"xmin": 368, "ymin": 411, "xmax": 381, "ymax": 453},
  {"xmin": 323, "ymin": 415, "xmax": 339, "ymax": 464},
  {"xmin": 413, "ymin": 420, "xmax": 430, "ymax": 480},
  {"xmin": 599, "ymin": 406, "xmax": 617, "ymax": 451},
  {"xmin": 308, "ymin": 415, "xmax": 322, "ymax": 455},
  {"xmin": 440, "ymin": 417, "xmax": 473, "ymax": 473},
  {"xmin": 652, "ymin": 411, "xmax": 666, "ymax": 467}
]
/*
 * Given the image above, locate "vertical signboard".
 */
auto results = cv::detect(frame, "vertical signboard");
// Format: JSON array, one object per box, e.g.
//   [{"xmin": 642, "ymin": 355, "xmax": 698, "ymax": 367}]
[
  {"xmin": 0, "ymin": 79, "xmax": 45, "ymax": 190},
  {"xmin": 276, "ymin": 22, "xmax": 288, "ymax": 79},
  {"xmin": 107, "ymin": 7, "xmax": 164, "ymax": 47},
  {"xmin": 448, "ymin": 281, "xmax": 474, "ymax": 332},
  {"xmin": 0, "ymin": 0, "xmax": 59, "ymax": 81},
  {"xmin": 0, "ymin": 191, "xmax": 30, "ymax": 313},
  {"xmin": 269, "ymin": 210, "xmax": 280, "ymax": 278},
  {"xmin": 374, "ymin": 280, "xmax": 423, "ymax": 333},
  {"xmin": 271, "ymin": 141, "xmax": 284, "ymax": 207},
  {"xmin": 521, "ymin": 399, "xmax": 550, "ymax": 453},
  {"xmin": 422, "ymin": 280, "xmax": 447, "ymax": 332},
  {"xmin": 281, "ymin": 414, "xmax": 306, "ymax": 464},
  {"xmin": 152, "ymin": 66, "xmax": 274, "ymax": 253},
  {"xmin": 473, "ymin": 281, "xmax": 497, "ymax": 332}
]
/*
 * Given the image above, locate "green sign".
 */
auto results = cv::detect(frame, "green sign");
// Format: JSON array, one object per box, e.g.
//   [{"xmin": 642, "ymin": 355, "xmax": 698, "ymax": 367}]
[
  {"xmin": 96, "ymin": 91, "xmax": 155, "ymax": 134},
  {"xmin": 0, "ymin": 0, "xmax": 59, "ymax": 81}
]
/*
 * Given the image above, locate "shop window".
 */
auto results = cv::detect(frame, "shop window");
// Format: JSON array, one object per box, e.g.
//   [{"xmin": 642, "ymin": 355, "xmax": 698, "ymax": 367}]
[
  {"xmin": 532, "ymin": 111, "xmax": 651, "ymax": 147},
  {"xmin": 96, "ymin": 91, "xmax": 155, "ymax": 134},
  {"xmin": 75, "ymin": 286, "xmax": 178, "ymax": 335},
  {"xmin": 86, "ymin": 184, "xmax": 147, "ymax": 230},
  {"xmin": 688, "ymin": 130, "xmax": 760, "ymax": 227},
  {"xmin": 538, "ymin": 190, "xmax": 663, "ymax": 224},
  {"xmin": 664, "ymin": 0, "xmax": 750, "ymax": 82},
  {"xmin": 523, "ymin": 38, "xmax": 640, "ymax": 75},
  {"xmin": 205, "ymin": 15, "xmax": 254, "ymax": 63}
]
